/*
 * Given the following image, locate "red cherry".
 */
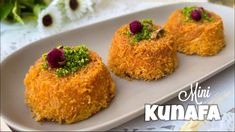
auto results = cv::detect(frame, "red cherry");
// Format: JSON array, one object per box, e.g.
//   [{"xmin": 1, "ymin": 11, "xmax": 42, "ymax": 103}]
[
  {"xmin": 47, "ymin": 48, "xmax": 65, "ymax": 68},
  {"xmin": 129, "ymin": 20, "xmax": 142, "ymax": 34},
  {"xmin": 191, "ymin": 10, "xmax": 201, "ymax": 21}
]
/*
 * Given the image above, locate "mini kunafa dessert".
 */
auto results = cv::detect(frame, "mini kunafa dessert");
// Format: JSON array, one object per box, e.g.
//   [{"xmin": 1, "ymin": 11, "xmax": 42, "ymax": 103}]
[
  {"xmin": 108, "ymin": 19, "xmax": 178, "ymax": 80},
  {"xmin": 164, "ymin": 6, "xmax": 225, "ymax": 56},
  {"xmin": 24, "ymin": 45, "xmax": 115, "ymax": 123}
]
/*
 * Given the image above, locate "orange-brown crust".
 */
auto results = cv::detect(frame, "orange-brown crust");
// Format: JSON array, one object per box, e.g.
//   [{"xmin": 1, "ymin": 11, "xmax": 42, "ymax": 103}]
[
  {"xmin": 24, "ymin": 51, "xmax": 115, "ymax": 123},
  {"xmin": 108, "ymin": 24, "xmax": 178, "ymax": 80},
  {"xmin": 164, "ymin": 9, "xmax": 225, "ymax": 56}
]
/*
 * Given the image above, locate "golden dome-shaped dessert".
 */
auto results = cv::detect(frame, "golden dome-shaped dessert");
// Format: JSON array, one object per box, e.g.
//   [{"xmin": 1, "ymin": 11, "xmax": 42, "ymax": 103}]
[
  {"xmin": 24, "ymin": 45, "xmax": 115, "ymax": 123},
  {"xmin": 108, "ymin": 19, "xmax": 178, "ymax": 80},
  {"xmin": 164, "ymin": 6, "xmax": 225, "ymax": 56}
]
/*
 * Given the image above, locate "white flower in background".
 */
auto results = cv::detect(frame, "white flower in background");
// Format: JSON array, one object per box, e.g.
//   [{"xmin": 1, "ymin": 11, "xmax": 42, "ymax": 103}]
[
  {"xmin": 38, "ymin": 5, "xmax": 63, "ymax": 34},
  {"xmin": 37, "ymin": 0, "xmax": 94, "ymax": 34},
  {"xmin": 49, "ymin": 0, "xmax": 69, "ymax": 22},
  {"xmin": 85, "ymin": 0, "xmax": 94, "ymax": 12},
  {"xmin": 64, "ymin": 0, "xmax": 94, "ymax": 20}
]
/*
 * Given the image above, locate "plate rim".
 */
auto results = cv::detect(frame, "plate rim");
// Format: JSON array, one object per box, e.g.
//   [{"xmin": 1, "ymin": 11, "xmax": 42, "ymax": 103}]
[
  {"xmin": 1, "ymin": 2, "xmax": 234, "ymax": 131},
  {"xmin": 1, "ymin": 1, "xmax": 233, "ymax": 63}
]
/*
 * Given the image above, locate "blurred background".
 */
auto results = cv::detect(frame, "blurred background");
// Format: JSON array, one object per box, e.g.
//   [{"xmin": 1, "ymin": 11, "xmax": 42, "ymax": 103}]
[
  {"xmin": 209, "ymin": 0, "xmax": 234, "ymax": 7},
  {"xmin": 1, "ymin": 0, "xmax": 234, "ymax": 61},
  {"xmin": 1, "ymin": 0, "xmax": 234, "ymax": 131}
]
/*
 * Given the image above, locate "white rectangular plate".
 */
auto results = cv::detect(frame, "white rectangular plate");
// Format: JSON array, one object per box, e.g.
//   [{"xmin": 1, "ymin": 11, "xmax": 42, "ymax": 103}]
[{"xmin": 1, "ymin": 2, "xmax": 234, "ymax": 131}]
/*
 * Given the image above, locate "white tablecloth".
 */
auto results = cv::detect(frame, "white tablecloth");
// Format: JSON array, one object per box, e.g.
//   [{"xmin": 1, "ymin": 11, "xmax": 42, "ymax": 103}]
[{"xmin": 1, "ymin": 0, "xmax": 234, "ymax": 131}]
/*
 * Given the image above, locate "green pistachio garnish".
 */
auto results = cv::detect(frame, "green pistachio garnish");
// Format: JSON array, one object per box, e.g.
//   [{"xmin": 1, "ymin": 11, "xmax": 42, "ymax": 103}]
[
  {"xmin": 41, "ymin": 45, "xmax": 90, "ymax": 77},
  {"xmin": 182, "ymin": 7, "xmax": 196, "ymax": 21},
  {"xmin": 128, "ymin": 19, "xmax": 157, "ymax": 44},
  {"xmin": 182, "ymin": 6, "xmax": 213, "ymax": 22},
  {"xmin": 41, "ymin": 63, "xmax": 48, "ymax": 69},
  {"xmin": 41, "ymin": 53, "xmax": 49, "ymax": 69},
  {"xmin": 42, "ymin": 53, "xmax": 47, "ymax": 61},
  {"xmin": 201, "ymin": 11, "xmax": 213, "ymax": 22}
]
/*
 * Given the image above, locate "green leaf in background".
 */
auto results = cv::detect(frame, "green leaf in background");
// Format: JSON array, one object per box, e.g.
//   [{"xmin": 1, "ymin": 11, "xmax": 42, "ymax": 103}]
[
  {"xmin": 33, "ymin": 4, "xmax": 46, "ymax": 17},
  {"xmin": 12, "ymin": 0, "xmax": 24, "ymax": 24},
  {"xmin": 42, "ymin": 0, "xmax": 52, "ymax": 5},
  {"xmin": 0, "ymin": 0, "xmax": 51, "ymax": 24},
  {"xmin": 0, "ymin": 0, "xmax": 14, "ymax": 21},
  {"xmin": 19, "ymin": 0, "xmax": 35, "ymax": 7}
]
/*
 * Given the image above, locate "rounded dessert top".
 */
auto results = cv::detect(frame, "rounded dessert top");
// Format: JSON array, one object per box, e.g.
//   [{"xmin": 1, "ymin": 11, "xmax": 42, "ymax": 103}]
[
  {"xmin": 182, "ymin": 6, "xmax": 213, "ymax": 22},
  {"xmin": 124, "ymin": 19, "xmax": 165, "ymax": 44},
  {"xmin": 41, "ymin": 45, "xmax": 90, "ymax": 77}
]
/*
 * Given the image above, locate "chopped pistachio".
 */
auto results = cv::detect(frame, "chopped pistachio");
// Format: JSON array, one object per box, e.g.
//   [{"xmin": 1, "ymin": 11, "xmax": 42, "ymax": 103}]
[
  {"xmin": 41, "ymin": 45, "xmax": 90, "ymax": 77},
  {"xmin": 129, "ymin": 19, "xmax": 157, "ymax": 44},
  {"xmin": 41, "ymin": 63, "xmax": 48, "ymax": 69},
  {"xmin": 182, "ymin": 6, "xmax": 213, "ymax": 22},
  {"xmin": 42, "ymin": 53, "xmax": 47, "ymax": 61}
]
